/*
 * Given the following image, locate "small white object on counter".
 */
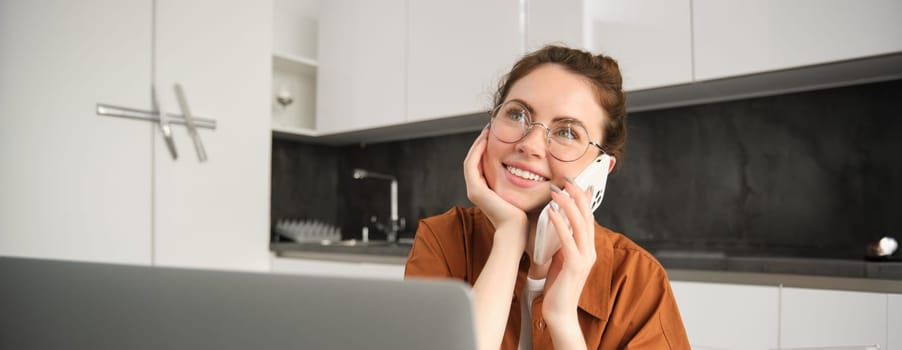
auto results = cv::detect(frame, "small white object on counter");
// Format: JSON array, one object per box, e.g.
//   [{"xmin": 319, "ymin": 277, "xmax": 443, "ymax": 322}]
[{"xmin": 879, "ymin": 237, "xmax": 899, "ymax": 256}]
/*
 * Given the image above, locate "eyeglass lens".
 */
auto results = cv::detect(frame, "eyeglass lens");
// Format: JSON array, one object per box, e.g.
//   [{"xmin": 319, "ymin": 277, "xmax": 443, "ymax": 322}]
[{"xmin": 490, "ymin": 101, "xmax": 593, "ymax": 162}]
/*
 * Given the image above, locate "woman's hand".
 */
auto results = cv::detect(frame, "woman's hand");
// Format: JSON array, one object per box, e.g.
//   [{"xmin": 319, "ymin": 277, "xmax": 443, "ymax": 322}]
[
  {"xmin": 463, "ymin": 127, "xmax": 528, "ymax": 242},
  {"xmin": 465, "ymin": 127, "xmax": 530, "ymax": 350},
  {"xmin": 541, "ymin": 179, "xmax": 597, "ymax": 347}
]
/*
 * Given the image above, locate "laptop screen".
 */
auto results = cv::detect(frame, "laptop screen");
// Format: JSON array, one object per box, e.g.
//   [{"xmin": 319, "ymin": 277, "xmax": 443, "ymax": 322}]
[{"xmin": 0, "ymin": 257, "xmax": 476, "ymax": 350}]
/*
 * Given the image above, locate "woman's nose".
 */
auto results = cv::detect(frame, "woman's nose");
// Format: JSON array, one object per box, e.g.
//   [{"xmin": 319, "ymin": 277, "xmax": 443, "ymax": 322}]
[{"xmin": 515, "ymin": 126, "xmax": 547, "ymax": 158}]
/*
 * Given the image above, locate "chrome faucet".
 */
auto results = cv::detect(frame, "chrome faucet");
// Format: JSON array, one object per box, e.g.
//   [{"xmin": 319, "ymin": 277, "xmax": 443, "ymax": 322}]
[{"xmin": 352, "ymin": 169, "xmax": 404, "ymax": 242}]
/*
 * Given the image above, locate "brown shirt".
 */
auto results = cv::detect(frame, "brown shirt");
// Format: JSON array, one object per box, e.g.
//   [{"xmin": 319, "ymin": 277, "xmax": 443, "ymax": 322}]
[{"xmin": 405, "ymin": 206, "xmax": 690, "ymax": 350}]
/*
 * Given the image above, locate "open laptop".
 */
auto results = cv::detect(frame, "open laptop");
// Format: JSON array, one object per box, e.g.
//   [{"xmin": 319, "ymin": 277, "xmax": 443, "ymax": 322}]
[{"xmin": 0, "ymin": 257, "xmax": 476, "ymax": 349}]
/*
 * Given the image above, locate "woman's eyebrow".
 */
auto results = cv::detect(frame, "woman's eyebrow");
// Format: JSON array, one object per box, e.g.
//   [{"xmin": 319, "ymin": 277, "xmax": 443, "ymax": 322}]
[
  {"xmin": 508, "ymin": 98, "xmax": 535, "ymax": 113},
  {"xmin": 551, "ymin": 116, "xmax": 584, "ymax": 125},
  {"xmin": 508, "ymin": 98, "xmax": 582, "ymax": 124}
]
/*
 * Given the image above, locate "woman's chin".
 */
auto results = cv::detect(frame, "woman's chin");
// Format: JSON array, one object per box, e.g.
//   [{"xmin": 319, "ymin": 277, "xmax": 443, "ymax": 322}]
[{"xmin": 498, "ymin": 191, "xmax": 549, "ymax": 215}]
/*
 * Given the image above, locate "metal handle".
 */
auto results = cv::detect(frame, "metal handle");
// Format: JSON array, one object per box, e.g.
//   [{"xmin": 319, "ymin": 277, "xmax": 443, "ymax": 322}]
[
  {"xmin": 96, "ymin": 104, "xmax": 217, "ymax": 129},
  {"xmin": 151, "ymin": 85, "xmax": 178, "ymax": 160},
  {"xmin": 173, "ymin": 84, "xmax": 207, "ymax": 162},
  {"xmin": 96, "ymin": 85, "xmax": 217, "ymax": 162}
]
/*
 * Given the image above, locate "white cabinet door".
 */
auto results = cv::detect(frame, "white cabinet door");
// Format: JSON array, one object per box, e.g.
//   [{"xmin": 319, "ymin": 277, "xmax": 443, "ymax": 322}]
[
  {"xmin": 780, "ymin": 287, "xmax": 887, "ymax": 349},
  {"xmin": 153, "ymin": 0, "xmax": 271, "ymax": 271},
  {"xmin": 589, "ymin": 0, "xmax": 693, "ymax": 91},
  {"xmin": 693, "ymin": 0, "xmax": 902, "ymax": 81},
  {"xmin": 670, "ymin": 281, "xmax": 779, "ymax": 350},
  {"xmin": 272, "ymin": 0, "xmax": 318, "ymax": 60},
  {"xmin": 528, "ymin": 0, "xmax": 692, "ymax": 91},
  {"xmin": 0, "ymin": 0, "xmax": 153, "ymax": 265},
  {"xmin": 316, "ymin": 0, "xmax": 406, "ymax": 134},
  {"xmin": 407, "ymin": 0, "xmax": 523, "ymax": 122},
  {"xmin": 888, "ymin": 294, "xmax": 902, "ymax": 350},
  {"xmin": 526, "ymin": 0, "xmax": 585, "ymax": 52}
]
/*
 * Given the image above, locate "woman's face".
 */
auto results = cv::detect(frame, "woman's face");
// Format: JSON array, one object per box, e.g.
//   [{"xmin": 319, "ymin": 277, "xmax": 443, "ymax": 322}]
[{"xmin": 482, "ymin": 63, "xmax": 610, "ymax": 214}]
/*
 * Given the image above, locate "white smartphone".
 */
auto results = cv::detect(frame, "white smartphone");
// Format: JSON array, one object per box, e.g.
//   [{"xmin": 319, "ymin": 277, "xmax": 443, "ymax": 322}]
[{"xmin": 532, "ymin": 154, "xmax": 611, "ymax": 266}]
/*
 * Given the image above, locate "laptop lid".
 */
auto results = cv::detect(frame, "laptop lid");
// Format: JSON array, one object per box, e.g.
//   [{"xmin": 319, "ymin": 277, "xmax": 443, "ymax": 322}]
[{"xmin": 0, "ymin": 257, "xmax": 476, "ymax": 350}]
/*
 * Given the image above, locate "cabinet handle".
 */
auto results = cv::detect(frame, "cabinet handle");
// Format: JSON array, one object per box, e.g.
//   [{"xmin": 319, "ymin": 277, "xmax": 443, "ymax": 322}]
[
  {"xmin": 95, "ymin": 103, "xmax": 217, "ymax": 130},
  {"xmin": 152, "ymin": 85, "xmax": 178, "ymax": 160},
  {"xmin": 97, "ymin": 103, "xmax": 216, "ymax": 130},
  {"xmin": 173, "ymin": 84, "xmax": 207, "ymax": 162}
]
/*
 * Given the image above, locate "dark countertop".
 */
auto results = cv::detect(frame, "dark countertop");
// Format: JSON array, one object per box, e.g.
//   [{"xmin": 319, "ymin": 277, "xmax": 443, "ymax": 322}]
[
  {"xmin": 655, "ymin": 253, "xmax": 902, "ymax": 280},
  {"xmin": 667, "ymin": 269, "xmax": 902, "ymax": 294},
  {"xmin": 269, "ymin": 242, "xmax": 902, "ymax": 291}
]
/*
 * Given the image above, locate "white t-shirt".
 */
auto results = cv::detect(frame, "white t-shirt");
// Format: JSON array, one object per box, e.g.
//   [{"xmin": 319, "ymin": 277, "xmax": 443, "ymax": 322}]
[{"xmin": 518, "ymin": 277, "xmax": 546, "ymax": 350}]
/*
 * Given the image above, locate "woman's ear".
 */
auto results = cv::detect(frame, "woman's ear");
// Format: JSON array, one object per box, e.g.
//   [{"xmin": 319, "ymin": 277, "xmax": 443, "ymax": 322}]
[{"xmin": 607, "ymin": 156, "xmax": 617, "ymax": 174}]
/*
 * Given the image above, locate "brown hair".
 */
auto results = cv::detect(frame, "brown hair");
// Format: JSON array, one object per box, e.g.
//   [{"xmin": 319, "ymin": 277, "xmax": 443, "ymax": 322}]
[{"xmin": 492, "ymin": 45, "xmax": 627, "ymax": 170}]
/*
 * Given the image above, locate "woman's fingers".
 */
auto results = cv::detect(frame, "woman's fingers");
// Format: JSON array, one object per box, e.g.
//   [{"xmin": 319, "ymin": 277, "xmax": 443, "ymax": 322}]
[
  {"xmin": 583, "ymin": 186, "xmax": 597, "ymax": 249},
  {"xmin": 562, "ymin": 177, "xmax": 592, "ymax": 222},
  {"xmin": 547, "ymin": 205, "xmax": 579, "ymax": 258},
  {"xmin": 560, "ymin": 178, "xmax": 594, "ymax": 252},
  {"xmin": 463, "ymin": 128, "xmax": 487, "ymax": 171},
  {"xmin": 463, "ymin": 128, "xmax": 489, "ymax": 198},
  {"xmin": 553, "ymin": 183, "xmax": 588, "ymax": 247},
  {"xmin": 550, "ymin": 183, "xmax": 597, "ymax": 259}
]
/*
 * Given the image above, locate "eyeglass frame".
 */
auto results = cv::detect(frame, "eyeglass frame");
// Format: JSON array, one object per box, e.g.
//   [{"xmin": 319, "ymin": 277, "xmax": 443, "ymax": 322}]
[{"xmin": 488, "ymin": 100, "xmax": 608, "ymax": 162}]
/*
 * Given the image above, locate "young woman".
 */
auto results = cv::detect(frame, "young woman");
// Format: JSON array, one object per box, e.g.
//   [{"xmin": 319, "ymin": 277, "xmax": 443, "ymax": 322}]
[{"xmin": 405, "ymin": 45, "xmax": 690, "ymax": 350}]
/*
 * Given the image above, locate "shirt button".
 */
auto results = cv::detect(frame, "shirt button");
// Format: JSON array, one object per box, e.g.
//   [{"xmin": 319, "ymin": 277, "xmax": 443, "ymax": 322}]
[{"xmin": 536, "ymin": 320, "xmax": 545, "ymax": 329}]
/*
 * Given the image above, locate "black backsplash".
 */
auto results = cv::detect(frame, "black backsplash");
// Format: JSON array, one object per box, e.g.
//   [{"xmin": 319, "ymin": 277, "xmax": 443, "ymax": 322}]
[
  {"xmin": 270, "ymin": 140, "xmax": 342, "ymax": 239},
  {"xmin": 272, "ymin": 79, "xmax": 902, "ymax": 259}
]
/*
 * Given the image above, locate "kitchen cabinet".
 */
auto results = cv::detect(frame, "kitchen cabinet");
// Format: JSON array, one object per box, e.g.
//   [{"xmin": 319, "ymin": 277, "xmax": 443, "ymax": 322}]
[
  {"xmin": 0, "ymin": 0, "xmax": 271, "ymax": 271},
  {"xmin": 305, "ymin": 0, "xmax": 902, "ymax": 141},
  {"xmin": 406, "ymin": 0, "xmax": 523, "ymax": 122},
  {"xmin": 525, "ymin": 0, "xmax": 584, "ymax": 52},
  {"xmin": 780, "ymin": 287, "xmax": 887, "ymax": 349},
  {"xmin": 152, "ymin": 0, "xmax": 271, "ymax": 271},
  {"xmin": 313, "ymin": 0, "xmax": 691, "ymax": 136},
  {"xmin": 0, "ymin": 0, "xmax": 154, "ymax": 265},
  {"xmin": 693, "ymin": 0, "xmax": 902, "ymax": 81},
  {"xmin": 670, "ymin": 278, "xmax": 900, "ymax": 350},
  {"xmin": 890, "ymin": 294, "xmax": 902, "ymax": 350},
  {"xmin": 670, "ymin": 281, "xmax": 779, "ymax": 350},
  {"xmin": 271, "ymin": 54, "xmax": 317, "ymax": 136},
  {"xmin": 587, "ymin": 0, "xmax": 693, "ymax": 91},
  {"xmin": 270, "ymin": 0, "xmax": 319, "ymax": 136},
  {"xmin": 528, "ymin": 0, "xmax": 693, "ymax": 92},
  {"xmin": 316, "ymin": 0, "xmax": 406, "ymax": 134},
  {"xmin": 315, "ymin": 0, "xmax": 522, "ymax": 132},
  {"xmin": 272, "ymin": 0, "xmax": 318, "ymax": 63},
  {"xmin": 534, "ymin": 0, "xmax": 901, "ymax": 91}
]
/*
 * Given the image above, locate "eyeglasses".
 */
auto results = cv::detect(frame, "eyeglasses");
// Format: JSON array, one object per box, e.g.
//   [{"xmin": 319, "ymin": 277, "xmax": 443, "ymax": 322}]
[{"xmin": 489, "ymin": 100, "xmax": 606, "ymax": 162}]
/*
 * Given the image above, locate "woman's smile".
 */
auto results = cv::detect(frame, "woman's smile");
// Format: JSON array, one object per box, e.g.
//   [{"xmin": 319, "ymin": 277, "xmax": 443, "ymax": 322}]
[{"xmin": 502, "ymin": 161, "xmax": 549, "ymax": 187}]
